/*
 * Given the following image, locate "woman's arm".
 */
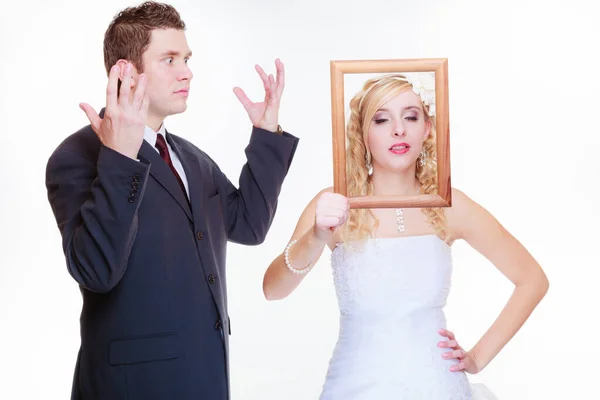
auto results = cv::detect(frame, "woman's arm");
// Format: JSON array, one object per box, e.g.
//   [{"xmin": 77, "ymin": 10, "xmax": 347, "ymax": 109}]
[
  {"xmin": 447, "ymin": 188, "xmax": 549, "ymax": 372},
  {"xmin": 262, "ymin": 187, "xmax": 346, "ymax": 300}
]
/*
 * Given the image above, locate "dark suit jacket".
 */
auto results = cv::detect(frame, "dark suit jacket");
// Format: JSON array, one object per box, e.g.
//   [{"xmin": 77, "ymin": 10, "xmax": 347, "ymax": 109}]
[{"xmin": 45, "ymin": 111, "xmax": 299, "ymax": 400}]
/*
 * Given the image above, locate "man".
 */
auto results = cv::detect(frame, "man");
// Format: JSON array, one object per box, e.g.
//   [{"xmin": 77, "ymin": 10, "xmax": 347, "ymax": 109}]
[{"xmin": 45, "ymin": 2, "xmax": 299, "ymax": 399}]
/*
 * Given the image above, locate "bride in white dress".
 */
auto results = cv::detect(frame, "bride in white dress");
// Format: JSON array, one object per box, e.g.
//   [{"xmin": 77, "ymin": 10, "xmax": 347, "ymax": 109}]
[{"xmin": 262, "ymin": 73, "xmax": 549, "ymax": 399}]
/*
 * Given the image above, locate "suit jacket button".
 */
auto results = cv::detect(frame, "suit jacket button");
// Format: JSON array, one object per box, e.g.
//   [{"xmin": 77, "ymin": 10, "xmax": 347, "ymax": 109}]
[
  {"xmin": 208, "ymin": 274, "xmax": 216, "ymax": 284},
  {"xmin": 197, "ymin": 231, "xmax": 204, "ymax": 240},
  {"xmin": 128, "ymin": 194, "xmax": 135, "ymax": 203},
  {"xmin": 215, "ymin": 320, "xmax": 222, "ymax": 330}
]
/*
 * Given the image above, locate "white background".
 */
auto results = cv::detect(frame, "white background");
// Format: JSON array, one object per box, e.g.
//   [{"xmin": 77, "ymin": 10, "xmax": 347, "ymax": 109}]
[{"xmin": 1, "ymin": 0, "xmax": 599, "ymax": 399}]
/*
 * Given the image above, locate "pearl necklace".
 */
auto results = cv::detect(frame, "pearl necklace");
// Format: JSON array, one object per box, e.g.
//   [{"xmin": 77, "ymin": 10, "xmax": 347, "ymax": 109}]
[
  {"xmin": 395, "ymin": 189, "xmax": 420, "ymax": 233},
  {"xmin": 395, "ymin": 208, "xmax": 405, "ymax": 233}
]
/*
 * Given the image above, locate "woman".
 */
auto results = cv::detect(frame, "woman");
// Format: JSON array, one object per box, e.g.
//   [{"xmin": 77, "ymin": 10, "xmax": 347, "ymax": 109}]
[{"xmin": 262, "ymin": 73, "xmax": 549, "ymax": 399}]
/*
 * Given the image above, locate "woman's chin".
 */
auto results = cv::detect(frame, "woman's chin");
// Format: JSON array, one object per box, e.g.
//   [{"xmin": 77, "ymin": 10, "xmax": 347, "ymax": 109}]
[{"xmin": 376, "ymin": 161, "xmax": 417, "ymax": 174}]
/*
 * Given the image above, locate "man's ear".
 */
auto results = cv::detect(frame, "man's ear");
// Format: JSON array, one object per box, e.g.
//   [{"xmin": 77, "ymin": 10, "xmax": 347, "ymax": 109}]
[{"xmin": 115, "ymin": 59, "xmax": 139, "ymax": 87}]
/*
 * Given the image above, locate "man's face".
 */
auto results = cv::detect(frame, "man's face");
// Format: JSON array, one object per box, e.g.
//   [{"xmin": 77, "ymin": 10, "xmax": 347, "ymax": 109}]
[{"xmin": 137, "ymin": 28, "xmax": 193, "ymax": 128}]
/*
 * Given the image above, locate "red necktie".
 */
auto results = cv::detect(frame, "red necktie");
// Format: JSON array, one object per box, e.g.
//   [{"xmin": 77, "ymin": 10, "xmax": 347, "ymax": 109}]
[{"xmin": 155, "ymin": 133, "xmax": 187, "ymax": 197}]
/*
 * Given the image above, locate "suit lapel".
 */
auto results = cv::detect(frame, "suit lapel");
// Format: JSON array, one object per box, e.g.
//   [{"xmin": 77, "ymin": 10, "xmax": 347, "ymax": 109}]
[
  {"xmin": 138, "ymin": 140, "xmax": 193, "ymax": 221},
  {"xmin": 166, "ymin": 132, "xmax": 205, "ymax": 213}
]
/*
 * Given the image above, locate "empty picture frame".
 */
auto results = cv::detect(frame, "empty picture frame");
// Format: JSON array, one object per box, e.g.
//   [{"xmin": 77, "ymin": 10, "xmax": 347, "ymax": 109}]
[{"xmin": 330, "ymin": 58, "xmax": 451, "ymax": 209}]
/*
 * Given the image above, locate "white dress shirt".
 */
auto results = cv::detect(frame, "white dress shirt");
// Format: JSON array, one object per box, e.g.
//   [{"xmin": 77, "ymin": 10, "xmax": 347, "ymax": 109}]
[{"xmin": 144, "ymin": 124, "xmax": 190, "ymax": 200}]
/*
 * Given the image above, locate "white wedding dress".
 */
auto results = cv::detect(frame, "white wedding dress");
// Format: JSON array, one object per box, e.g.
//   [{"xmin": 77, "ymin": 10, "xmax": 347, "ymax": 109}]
[{"xmin": 319, "ymin": 235, "xmax": 498, "ymax": 400}]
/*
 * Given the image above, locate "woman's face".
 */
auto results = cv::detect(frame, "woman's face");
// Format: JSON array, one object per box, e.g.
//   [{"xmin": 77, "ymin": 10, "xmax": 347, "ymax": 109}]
[{"xmin": 366, "ymin": 89, "xmax": 430, "ymax": 173}]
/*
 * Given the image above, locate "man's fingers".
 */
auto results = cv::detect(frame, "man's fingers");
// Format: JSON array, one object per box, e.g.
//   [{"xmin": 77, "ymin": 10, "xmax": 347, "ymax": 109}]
[
  {"xmin": 106, "ymin": 65, "xmax": 120, "ymax": 112},
  {"xmin": 233, "ymin": 87, "xmax": 252, "ymax": 111},
  {"xmin": 267, "ymin": 74, "xmax": 277, "ymax": 104},
  {"xmin": 140, "ymin": 94, "xmax": 150, "ymax": 120},
  {"xmin": 79, "ymin": 103, "xmax": 101, "ymax": 134},
  {"xmin": 275, "ymin": 58, "xmax": 285, "ymax": 98},
  {"xmin": 255, "ymin": 64, "xmax": 270, "ymax": 91},
  {"xmin": 133, "ymin": 74, "xmax": 147, "ymax": 110},
  {"xmin": 120, "ymin": 63, "xmax": 132, "ymax": 106}
]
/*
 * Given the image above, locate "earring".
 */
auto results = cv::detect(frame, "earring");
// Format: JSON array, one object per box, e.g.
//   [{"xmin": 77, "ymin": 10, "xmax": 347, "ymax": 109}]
[
  {"xmin": 365, "ymin": 152, "xmax": 373, "ymax": 175},
  {"xmin": 418, "ymin": 149, "xmax": 426, "ymax": 167}
]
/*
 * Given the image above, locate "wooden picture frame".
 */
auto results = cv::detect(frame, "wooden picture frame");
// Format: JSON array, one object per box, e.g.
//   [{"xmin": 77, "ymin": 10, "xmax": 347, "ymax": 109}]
[{"xmin": 330, "ymin": 58, "xmax": 451, "ymax": 209}]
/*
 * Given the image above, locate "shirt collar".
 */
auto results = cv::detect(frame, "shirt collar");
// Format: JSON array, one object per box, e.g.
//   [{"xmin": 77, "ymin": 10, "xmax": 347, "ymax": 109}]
[{"xmin": 144, "ymin": 123, "xmax": 167, "ymax": 148}]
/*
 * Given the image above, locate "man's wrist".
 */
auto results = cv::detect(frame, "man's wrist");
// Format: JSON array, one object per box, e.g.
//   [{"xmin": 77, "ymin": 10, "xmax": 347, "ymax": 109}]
[{"xmin": 257, "ymin": 124, "xmax": 283, "ymax": 135}]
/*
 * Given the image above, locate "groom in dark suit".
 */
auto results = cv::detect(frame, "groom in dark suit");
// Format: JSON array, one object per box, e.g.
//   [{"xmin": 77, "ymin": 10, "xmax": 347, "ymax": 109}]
[{"xmin": 44, "ymin": 2, "xmax": 298, "ymax": 399}]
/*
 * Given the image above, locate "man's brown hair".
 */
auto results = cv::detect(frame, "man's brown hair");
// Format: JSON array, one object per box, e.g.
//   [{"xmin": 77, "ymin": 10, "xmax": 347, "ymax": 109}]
[{"xmin": 103, "ymin": 1, "xmax": 186, "ymax": 75}]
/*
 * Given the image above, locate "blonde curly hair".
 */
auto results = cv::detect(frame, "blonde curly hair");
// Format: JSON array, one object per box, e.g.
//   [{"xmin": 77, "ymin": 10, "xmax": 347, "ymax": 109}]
[{"xmin": 342, "ymin": 74, "xmax": 451, "ymax": 244}]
